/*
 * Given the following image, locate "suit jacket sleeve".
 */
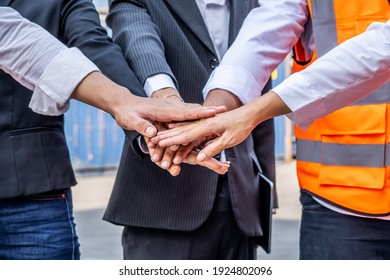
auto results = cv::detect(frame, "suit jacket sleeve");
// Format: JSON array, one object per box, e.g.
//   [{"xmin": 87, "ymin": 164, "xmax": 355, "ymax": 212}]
[
  {"xmin": 60, "ymin": 0, "xmax": 145, "ymax": 145},
  {"xmin": 107, "ymin": 0, "xmax": 177, "ymax": 86}
]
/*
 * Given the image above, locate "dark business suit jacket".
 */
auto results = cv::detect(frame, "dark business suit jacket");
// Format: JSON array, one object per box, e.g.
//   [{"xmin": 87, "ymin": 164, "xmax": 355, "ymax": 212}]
[
  {"xmin": 105, "ymin": 0, "xmax": 276, "ymax": 240},
  {"xmin": 0, "ymin": 0, "xmax": 144, "ymax": 198}
]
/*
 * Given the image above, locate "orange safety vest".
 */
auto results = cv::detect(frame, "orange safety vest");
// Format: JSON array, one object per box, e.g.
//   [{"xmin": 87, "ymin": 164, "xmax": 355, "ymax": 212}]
[{"xmin": 292, "ymin": 0, "xmax": 390, "ymax": 215}]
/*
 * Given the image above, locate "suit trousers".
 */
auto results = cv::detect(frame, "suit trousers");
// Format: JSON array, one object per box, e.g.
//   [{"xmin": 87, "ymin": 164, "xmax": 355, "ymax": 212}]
[
  {"xmin": 122, "ymin": 175, "xmax": 257, "ymax": 260},
  {"xmin": 300, "ymin": 191, "xmax": 390, "ymax": 260}
]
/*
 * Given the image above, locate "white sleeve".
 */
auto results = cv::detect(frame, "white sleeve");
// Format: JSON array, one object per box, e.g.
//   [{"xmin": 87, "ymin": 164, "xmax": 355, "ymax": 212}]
[
  {"xmin": 143, "ymin": 74, "xmax": 177, "ymax": 97},
  {"xmin": 0, "ymin": 7, "xmax": 99, "ymax": 115},
  {"xmin": 203, "ymin": 0, "xmax": 309, "ymax": 104},
  {"xmin": 274, "ymin": 20, "xmax": 390, "ymax": 129}
]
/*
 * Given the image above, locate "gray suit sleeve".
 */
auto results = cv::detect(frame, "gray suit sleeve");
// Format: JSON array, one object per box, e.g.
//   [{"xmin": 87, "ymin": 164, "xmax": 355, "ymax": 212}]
[{"xmin": 107, "ymin": 0, "xmax": 177, "ymax": 86}]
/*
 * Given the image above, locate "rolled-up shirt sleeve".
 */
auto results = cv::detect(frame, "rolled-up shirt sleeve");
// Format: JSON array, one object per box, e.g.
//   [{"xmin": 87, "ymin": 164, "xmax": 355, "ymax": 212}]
[
  {"xmin": 0, "ymin": 7, "xmax": 99, "ymax": 116},
  {"xmin": 274, "ymin": 20, "xmax": 390, "ymax": 129},
  {"xmin": 30, "ymin": 48, "xmax": 99, "ymax": 115}
]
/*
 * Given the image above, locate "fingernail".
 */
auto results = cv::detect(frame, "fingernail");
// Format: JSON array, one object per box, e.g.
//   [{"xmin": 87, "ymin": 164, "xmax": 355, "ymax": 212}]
[
  {"xmin": 162, "ymin": 161, "xmax": 168, "ymax": 168},
  {"xmin": 170, "ymin": 145, "xmax": 179, "ymax": 151},
  {"xmin": 171, "ymin": 166, "xmax": 179, "ymax": 176},
  {"xmin": 145, "ymin": 127, "xmax": 156, "ymax": 137},
  {"xmin": 173, "ymin": 156, "xmax": 180, "ymax": 164},
  {"xmin": 197, "ymin": 152, "xmax": 206, "ymax": 162},
  {"xmin": 152, "ymin": 154, "xmax": 158, "ymax": 162}
]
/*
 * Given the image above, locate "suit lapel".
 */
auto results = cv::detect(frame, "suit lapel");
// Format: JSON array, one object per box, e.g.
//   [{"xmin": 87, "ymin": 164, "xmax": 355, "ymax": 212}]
[
  {"xmin": 164, "ymin": 0, "xmax": 216, "ymax": 54},
  {"xmin": 228, "ymin": 0, "xmax": 249, "ymax": 45}
]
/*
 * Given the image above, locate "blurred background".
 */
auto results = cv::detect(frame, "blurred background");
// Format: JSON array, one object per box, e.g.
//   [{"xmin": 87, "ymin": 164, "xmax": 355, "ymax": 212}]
[{"xmin": 71, "ymin": 1, "xmax": 301, "ymax": 260}]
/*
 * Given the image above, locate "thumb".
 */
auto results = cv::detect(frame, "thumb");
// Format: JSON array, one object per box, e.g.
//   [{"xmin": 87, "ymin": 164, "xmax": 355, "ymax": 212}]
[{"xmin": 134, "ymin": 118, "xmax": 157, "ymax": 138}]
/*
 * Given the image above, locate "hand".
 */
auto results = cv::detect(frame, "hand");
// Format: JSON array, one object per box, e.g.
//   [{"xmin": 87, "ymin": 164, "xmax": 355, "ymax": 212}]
[
  {"xmin": 147, "ymin": 141, "xmax": 230, "ymax": 176},
  {"xmin": 71, "ymin": 72, "xmax": 226, "ymax": 138},
  {"xmin": 149, "ymin": 88, "xmax": 243, "ymax": 165},
  {"xmin": 149, "ymin": 88, "xmax": 248, "ymax": 161},
  {"xmin": 146, "ymin": 88, "xmax": 229, "ymax": 175},
  {"xmin": 159, "ymin": 87, "xmax": 243, "ymax": 161},
  {"xmin": 152, "ymin": 91, "xmax": 291, "ymax": 161},
  {"xmin": 114, "ymin": 93, "xmax": 226, "ymax": 138},
  {"xmin": 146, "ymin": 88, "xmax": 193, "ymax": 171},
  {"xmin": 151, "ymin": 108, "xmax": 254, "ymax": 162}
]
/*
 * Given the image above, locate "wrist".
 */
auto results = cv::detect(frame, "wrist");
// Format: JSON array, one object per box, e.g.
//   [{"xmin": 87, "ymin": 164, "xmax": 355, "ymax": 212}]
[
  {"xmin": 204, "ymin": 89, "xmax": 242, "ymax": 111},
  {"xmin": 152, "ymin": 87, "xmax": 183, "ymax": 102},
  {"xmin": 109, "ymin": 87, "xmax": 137, "ymax": 119}
]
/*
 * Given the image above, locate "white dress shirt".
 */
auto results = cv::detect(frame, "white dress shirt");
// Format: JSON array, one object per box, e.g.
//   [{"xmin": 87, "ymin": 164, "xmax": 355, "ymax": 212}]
[
  {"xmin": 0, "ymin": 7, "xmax": 99, "ymax": 116},
  {"xmin": 143, "ymin": 0, "xmax": 230, "ymax": 97}
]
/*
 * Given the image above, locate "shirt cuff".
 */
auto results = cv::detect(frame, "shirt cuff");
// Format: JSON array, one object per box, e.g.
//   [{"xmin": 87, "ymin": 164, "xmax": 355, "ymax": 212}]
[
  {"xmin": 202, "ymin": 65, "xmax": 264, "ymax": 105},
  {"xmin": 273, "ymin": 72, "xmax": 326, "ymax": 130},
  {"xmin": 29, "ymin": 47, "xmax": 100, "ymax": 116},
  {"xmin": 137, "ymin": 135, "xmax": 150, "ymax": 154},
  {"xmin": 144, "ymin": 74, "xmax": 177, "ymax": 98}
]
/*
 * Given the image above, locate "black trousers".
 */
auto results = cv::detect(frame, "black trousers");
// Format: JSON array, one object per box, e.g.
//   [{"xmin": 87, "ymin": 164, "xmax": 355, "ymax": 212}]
[
  {"xmin": 122, "ymin": 175, "xmax": 256, "ymax": 260},
  {"xmin": 300, "ymin": 191, "xmax": 390, "ymax": 260}
]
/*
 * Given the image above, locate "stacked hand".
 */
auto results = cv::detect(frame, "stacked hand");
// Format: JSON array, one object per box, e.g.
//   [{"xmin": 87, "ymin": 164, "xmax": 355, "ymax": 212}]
[
  {"xmin": 71, "ymin": 72, "xmax": 231, "ymax": 175},
  {"xmin": 150, "ymin": 90, "xmax": 291, "ymax": 166},
  {"xmin": 73, "ymin": 72, "xmax": 289, "ymax": 176},
  {"xmin": 144, "ymin": 88, "xmax": 230, "ymax": 176}
]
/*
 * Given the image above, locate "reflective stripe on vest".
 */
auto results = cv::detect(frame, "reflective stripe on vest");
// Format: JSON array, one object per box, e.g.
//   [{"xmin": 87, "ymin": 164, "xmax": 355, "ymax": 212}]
[{"xmin": 294, "ymin": 0, "xmax": 390, "ymax": 215}]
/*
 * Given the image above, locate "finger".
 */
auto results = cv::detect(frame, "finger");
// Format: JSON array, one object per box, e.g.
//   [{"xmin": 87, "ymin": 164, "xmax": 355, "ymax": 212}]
[
  {"xmin": 183, "ymin": 107, "xmax": 219, "ymax": 120},
  {"xmin": 173, "ymin": 144, "xmax": 196, "ymax": 165},
  {"xmin": 159, "ymin": 106, "xmax": 217, "ymax": 122},
  {"xmin": 183, "ymin": 105, "xmax": 226, "ymax": 119},
  {"xmin": 160, "ymin": 145, "xmax": 177, "ymax": 170},
  {"xmin": 150, "ymin": 144, "xmax": 165, "ymax": 163},
  {"xmin": 173, "ymin": 138, "xmax": 203, "ymax": 164},
  {"xmin": 197, "ymin": 136, "xmax": 228, "ymax": 162},
  {"xmin": 167, "ymin": 164, "xmax": 181, "ymax": 176},
  {"xmin": 183, "ymin": 151, "xmax": 230, "ymax": 175},
  {"xmin": 170, "ymin": 145, "xmax": 180, "ymax": 152},
  {"xmin": 153, "ymin": 160, "xmax": 181, "ymax": 176},
  {"xmin": 214, "ymin": 105, "xmax": 227, "ymax": 114},
  {"xmin": 148, "ymin": 141, "xmax": 156, "ymax": 149},
  {"xmin": 153, "ymin": 121, "xmax": 212, "ymax": 147},
  {"xmin": 200, "ymin": 158, "xmax": 230, "ymax": 175},
  {"xmin": 168, "ymin": 121, "xmax": 193, "ymax": 129},
  {"xmin": 151, "ymin": 128, "xmax": 191, "ymax": 146}
]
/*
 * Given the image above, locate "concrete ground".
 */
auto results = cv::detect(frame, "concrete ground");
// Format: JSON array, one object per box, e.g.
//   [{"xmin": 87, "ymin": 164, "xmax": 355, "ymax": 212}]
[{"xmin": 72, "ymin": 160, "xmax": 301, "ymax": 260}]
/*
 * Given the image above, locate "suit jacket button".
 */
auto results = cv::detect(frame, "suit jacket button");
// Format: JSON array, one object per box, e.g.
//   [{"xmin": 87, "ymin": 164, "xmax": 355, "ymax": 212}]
[{"xmin": 209, "ymin": 58, "xmax": 219, "ymax": 69}]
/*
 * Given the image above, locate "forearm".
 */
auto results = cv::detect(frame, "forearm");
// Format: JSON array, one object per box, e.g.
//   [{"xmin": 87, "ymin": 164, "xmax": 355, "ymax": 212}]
[{"xmin": 70, "ymin": 71, "xmax": 131, "ymax": 118}]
